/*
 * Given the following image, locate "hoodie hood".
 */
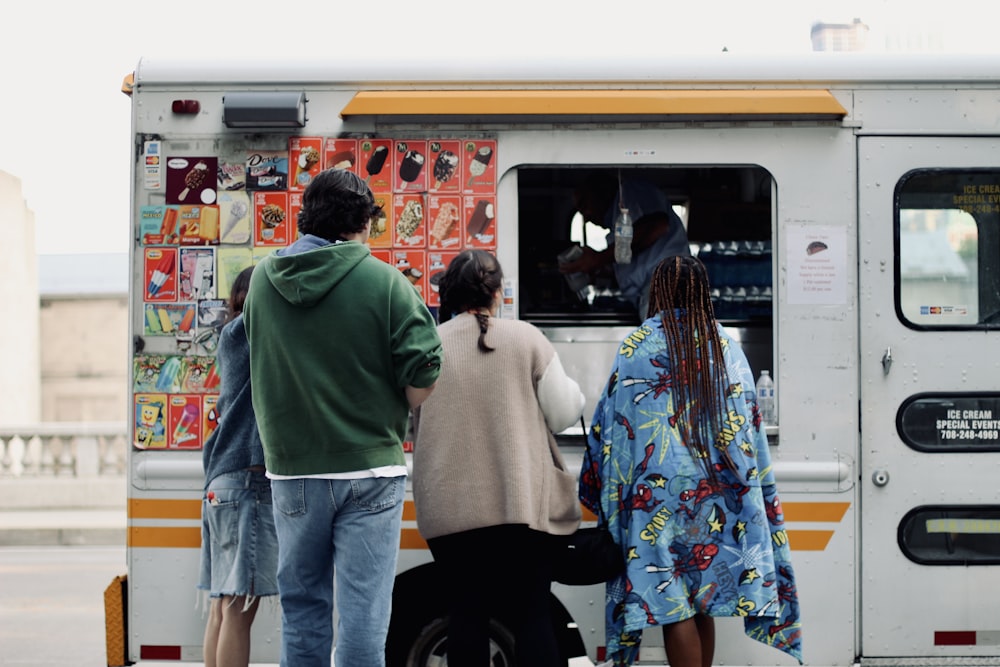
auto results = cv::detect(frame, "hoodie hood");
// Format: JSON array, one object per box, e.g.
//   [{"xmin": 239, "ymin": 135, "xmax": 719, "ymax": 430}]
[{"xmin": 263, "ymin": 235, "xmax": 371, "ymax": 307}]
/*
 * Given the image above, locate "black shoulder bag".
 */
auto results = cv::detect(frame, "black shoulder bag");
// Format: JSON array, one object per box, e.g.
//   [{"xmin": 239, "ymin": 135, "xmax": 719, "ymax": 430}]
[{"xmin": 552, "ymin": 420, "xmax": 625, "ymax": 586}]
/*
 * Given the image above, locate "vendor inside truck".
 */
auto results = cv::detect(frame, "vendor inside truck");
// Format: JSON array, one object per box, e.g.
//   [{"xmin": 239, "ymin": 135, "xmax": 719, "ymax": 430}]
[{"xmin": 558, "ymin": 170, "xmax": 691, "ymax": 318}]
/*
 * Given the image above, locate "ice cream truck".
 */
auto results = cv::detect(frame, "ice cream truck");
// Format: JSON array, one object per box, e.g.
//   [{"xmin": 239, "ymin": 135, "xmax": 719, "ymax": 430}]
[{"xmin": 108, "ymin": 53, "xmax": 1000, "ymax": 666}]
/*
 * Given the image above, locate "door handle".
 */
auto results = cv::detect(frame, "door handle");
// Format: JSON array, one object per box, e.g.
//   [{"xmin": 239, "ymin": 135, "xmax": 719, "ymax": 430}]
[{"xmin": 881, "ymin": 347, "xmax": 892, "ymax": 376}]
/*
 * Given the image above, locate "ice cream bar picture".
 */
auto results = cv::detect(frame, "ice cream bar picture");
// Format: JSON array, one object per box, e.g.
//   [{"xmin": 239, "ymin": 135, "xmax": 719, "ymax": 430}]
[
  {"xmin": 178, "ymin": 162, "xmax": 208, "ymax": 201},
  {"xmin": 467, "ymin": 200, "xmax": 495, "ymax": 237},
  {"xmin": 467, "ymin": 146, "xmax": 493, "ymax": 187},
  {"xmin": 433, "ymin": 151, "xmax": 459, "ymax": 189},
  {"xmin": 365, "ymin": 145, "xmax": 389, "ymax": 181},
  {"xmin": 399, "ymin": 150, "xmax": 425, "ymax": 182},
  {"xmin": 168, "ymin": 156, "xmax": 218, "ymax": 204},
  {"xmin": 329, "ymin": 150, "xmax": 356, "ymax": 169}
]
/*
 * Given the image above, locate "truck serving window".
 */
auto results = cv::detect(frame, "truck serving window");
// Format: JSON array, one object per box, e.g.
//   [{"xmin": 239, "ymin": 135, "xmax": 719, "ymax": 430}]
[
  {"xmin": 516, "ymin": 166, "xmax": 773, "ymax": 327},
  {"xmin": 896, "ymin": 169, "xmax": 1000, "ymax": 329},
  {"xmin": 515, "ymin": 165, "xmax": 775, "ymax": 383}
]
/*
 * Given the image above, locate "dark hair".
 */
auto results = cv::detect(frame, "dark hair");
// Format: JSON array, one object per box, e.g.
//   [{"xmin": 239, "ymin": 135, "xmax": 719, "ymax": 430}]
[
  {"xmin": 647, "ymin": 255, "xmax": 735, "ymax": 481},
  {"xmin": 228, "ymin": 265, "xmax": 254, "ymax": 320},
  {"xmin": 438, "ymin": 249, "xmax": 504, "ymax": 352},
  {"xmin": 296, "ymin": 168, "xmax": 383, "ymax": 241}
]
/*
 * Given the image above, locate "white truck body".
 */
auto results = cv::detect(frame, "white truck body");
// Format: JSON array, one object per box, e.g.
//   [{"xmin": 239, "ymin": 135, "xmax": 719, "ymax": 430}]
[{"xmin": 113, "ymin": 53, "xmax": 1000, "ymax": 666}]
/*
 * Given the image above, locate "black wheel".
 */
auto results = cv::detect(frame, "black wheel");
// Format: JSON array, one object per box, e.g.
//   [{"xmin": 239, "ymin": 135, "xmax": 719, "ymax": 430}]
[{"xmin": 399, "ymin": 615, "xmax": 516, "ymax": 667}]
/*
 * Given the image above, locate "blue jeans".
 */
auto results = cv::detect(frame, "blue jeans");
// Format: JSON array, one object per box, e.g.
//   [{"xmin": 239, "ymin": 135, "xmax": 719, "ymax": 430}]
[
  {"xmin": 198, "ymin": 469, "xmax": 279, "ymax": 598},
  {"xmin": 271, "ymin": 476, "xmax": 405, "ymax": 667}
]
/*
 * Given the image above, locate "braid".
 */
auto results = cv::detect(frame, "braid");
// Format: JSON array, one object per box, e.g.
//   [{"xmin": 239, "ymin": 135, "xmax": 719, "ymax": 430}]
[
  {"xmin": 649, "ymin": 256, "xmax": 734, "ymax": 482},
  {"xmin": 438, "ymin": 249, "xmax": 502, "ymax": 352},
  {"xmin": 473, "ymin": 311, "xmax": 494, "ymax": 352}
]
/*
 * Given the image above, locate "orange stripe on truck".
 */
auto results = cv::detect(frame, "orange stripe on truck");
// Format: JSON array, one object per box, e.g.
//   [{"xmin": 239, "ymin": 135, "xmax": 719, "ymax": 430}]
[
  {"xmin": 129, "ymin": 498, "xmax": 201, "ymax": 520},
  {"xmin": 128, "ymin": 526, "xmax": 201, "ymax": 549},
  {"xmin": 785, "ymin": 529, "xmax": 834, "ymax": 551},
  {"xmin": 782, "ymin": 501, "xmax": 849, "ymax": 522}
]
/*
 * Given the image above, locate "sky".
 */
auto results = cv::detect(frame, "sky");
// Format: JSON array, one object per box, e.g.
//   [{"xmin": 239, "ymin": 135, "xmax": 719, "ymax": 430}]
[{"xmin": 3, "ymin": 0, "xmax": 998, "ymax": 256}]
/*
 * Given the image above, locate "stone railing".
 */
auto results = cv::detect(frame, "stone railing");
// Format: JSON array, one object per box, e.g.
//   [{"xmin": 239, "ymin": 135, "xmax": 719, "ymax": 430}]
[{"xmin": 0, "ymin": 422, "xmax": 127, "ymax": 479}]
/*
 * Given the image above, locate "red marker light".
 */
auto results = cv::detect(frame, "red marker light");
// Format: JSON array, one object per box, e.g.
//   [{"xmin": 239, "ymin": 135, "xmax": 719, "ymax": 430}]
[{"xmin": 171, "ymin": 99, "xmax": 201, "ymax": 114}]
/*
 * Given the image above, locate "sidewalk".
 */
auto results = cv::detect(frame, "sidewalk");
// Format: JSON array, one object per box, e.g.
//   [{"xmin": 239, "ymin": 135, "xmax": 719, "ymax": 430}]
[{"xmin": 0, "ymin": 509, "xmax": 126, "ymax": 547}]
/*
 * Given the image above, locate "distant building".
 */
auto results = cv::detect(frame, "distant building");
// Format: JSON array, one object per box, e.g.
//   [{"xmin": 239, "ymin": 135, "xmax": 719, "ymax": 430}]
[
  {"xmin": 37, "ymin": 253, "xmax": 129, "ymax": 423},
  {"xmin": 0, "ymin": 171, "xmax": 40, "ymax": 426},
  {"xmin": 811, "ymin": 18, "xmax": 870, "ymax": 52}
]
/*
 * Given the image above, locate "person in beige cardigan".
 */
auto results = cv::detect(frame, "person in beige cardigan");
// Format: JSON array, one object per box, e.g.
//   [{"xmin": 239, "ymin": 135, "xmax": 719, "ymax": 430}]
[{"xmin": 412, "ymin": 249, "xmax": 585, "ymax": 667}]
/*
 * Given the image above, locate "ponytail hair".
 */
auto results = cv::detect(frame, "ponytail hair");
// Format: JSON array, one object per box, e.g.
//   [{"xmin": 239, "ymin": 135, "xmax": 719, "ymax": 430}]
[{"xmin": 438, "ymin": 249, "xmax": 504, "ymax": 352}]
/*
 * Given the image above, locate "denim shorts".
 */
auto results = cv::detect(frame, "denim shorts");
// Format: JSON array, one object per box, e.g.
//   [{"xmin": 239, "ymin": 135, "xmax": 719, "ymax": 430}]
[{"xmin": 198, "ymin": 469, "xmax": 279, "ymax": 598}]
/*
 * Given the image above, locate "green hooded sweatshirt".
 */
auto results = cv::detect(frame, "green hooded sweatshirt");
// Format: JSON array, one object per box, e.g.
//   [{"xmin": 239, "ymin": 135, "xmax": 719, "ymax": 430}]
[{"xmin": 243, "ymin": 238, "xmax": 442, "ymax": 476}]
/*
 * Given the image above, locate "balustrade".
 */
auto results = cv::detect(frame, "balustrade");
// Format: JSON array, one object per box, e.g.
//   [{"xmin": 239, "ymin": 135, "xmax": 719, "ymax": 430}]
[{"xmin": 0, "ymin": 422, "xmax": 127, "ymax": 478}]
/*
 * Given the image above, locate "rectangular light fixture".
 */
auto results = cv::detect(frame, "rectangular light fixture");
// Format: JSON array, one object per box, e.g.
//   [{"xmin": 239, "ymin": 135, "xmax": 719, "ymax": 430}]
[{"xmin": 222, "ymin": 92, "xmax": 307, "ymax": 128}]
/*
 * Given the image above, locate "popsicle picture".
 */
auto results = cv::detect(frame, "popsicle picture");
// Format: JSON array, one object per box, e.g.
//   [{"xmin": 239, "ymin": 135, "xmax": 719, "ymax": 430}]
[
  {"xmin": 172, "ymin": 402, "xmax": 200, "ymax": 445},
  {"xmin": 147, "ymin": 250, "xmax": 176, "ymax": 298}
]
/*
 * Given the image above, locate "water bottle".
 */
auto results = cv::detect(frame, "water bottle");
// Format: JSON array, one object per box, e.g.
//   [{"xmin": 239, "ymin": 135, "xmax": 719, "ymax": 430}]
[
  {"xmin": 613, "ymin": 207, "xmax": 633, "ymax": 264},
  {"xmin": 756, "ymin": 370, "xmax": 776, "ymax": 424}
]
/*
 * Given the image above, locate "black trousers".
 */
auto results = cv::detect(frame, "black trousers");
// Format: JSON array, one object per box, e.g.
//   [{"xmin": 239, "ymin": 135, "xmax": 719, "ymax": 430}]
[{"xmin": 427, "ymin": 524, "xmax": 560, "ymax": 667}]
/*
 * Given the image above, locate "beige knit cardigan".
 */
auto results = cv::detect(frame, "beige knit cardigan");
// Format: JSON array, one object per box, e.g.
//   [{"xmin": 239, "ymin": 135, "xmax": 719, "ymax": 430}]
[{"xmin": 412, "ymin": 313, "xmax": 585, "ymax": 541}]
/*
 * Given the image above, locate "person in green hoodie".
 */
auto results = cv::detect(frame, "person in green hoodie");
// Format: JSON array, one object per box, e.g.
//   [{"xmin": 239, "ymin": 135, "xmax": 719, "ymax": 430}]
[{"xmin": 243, "ymin": 168, "xmax": 442, "ymax": 667}]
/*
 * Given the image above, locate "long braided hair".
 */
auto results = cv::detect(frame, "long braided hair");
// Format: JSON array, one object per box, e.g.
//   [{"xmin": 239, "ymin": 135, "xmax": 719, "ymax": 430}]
[
  {"xmin": 438, "ymin": 249, "xmax": 503, "ymax": 352},
  {"xmin": 647, "ymin": 255, "xmax": 736, "ymax": 481}
]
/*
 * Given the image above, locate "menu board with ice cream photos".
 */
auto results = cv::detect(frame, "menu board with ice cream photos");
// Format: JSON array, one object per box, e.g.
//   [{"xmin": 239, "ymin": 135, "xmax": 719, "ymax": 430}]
[
  {"xmin": 464, "ymin": 140, "xmax": 496, "ymax": 193},
  {"xmin": 168, "ymin": 394, "xmax": 203, "ymax": 449},
  {"xmin": 166, "ymin": 157, "xmax": 218, "ymax": 205},
  {"xmin": 217, "ymin": 157, "xmax": 246, "ymax": 192},
  {"xmin": 368, "ymin": 193, "xmax": 392, "ymax": 248},
  {"xmin": 394, "ymin": 250, "xmax": 427, "ymax": 300},
  {"xmin": 464, "ymin": 195, "xmax": 497, "ymax": 249},
  {"xmin": 426, "ymin": 251, "xmax": 459, "ymax": 308},
  {"xmin": 134, "ymin": 393, "xmax": 168, "ymax": 448},
  {"xmin": 429, "ymin": 141, "xmax": 463, "ymax": 193},
  {"xmin": 132, "ymin": 134, "xmax": 500, "ymax": 452},
  {"xmin": 217, "ymin": 191, "xmax": 252, "ymax": 244},
  {"xmin": 254, "ymin": 192, "xmax": 291, "ymax": 246},
  {"xmin": 176, "ymin": 205, "xmax": 220, "ymax": 245},
  {"xmin": 393, "ymin": 141, "xmax": 428, "ymax": 193},
  {"xmin": 144, "ymin": 248, "xmax": 178, "ymax": 302},
  {"xmin": 428, "ymin": 195, "xmax": 463, "ymax": 250},
  {"xmin": 360, "ymin": 139, "xmax": 393, "ymax": 193},
  {"xmin": 140, "ymin": 205, "xmax": 178, "ymax": 245},
  {"xmin": 144, "ymin": 302, "xmax": 197, "ymax": 338},
  {"xmin": 393, "ymin": 194, "xmax": 426, "ymax": 248},
  {"xmin": 289, "ymin": 137, "xmax": 323, "ymax": 191},
  {"xmin": 178, "ymin": 247, "xmax": 216, "ymax": 301},
  {"xmin": 203, "ymin": 394, "xmax": 220, "ymax": 443},
  {"xmin": 246, "ymin": 150, "xmax": 288, "ymax": 191}
]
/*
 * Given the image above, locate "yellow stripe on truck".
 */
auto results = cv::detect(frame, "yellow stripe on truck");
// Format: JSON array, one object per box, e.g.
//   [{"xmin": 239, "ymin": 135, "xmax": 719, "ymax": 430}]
[
  {"xmin": 340, "ymin": 90, "xmax": 847, "ymax": 119},
  {"xmin": 129, "ymin": 498, "xmax": 201, "ymax": 519},
  {"xmin": 126, "ymin": 499, "xmax": 850, "ymax": 551},
  {"xmin": 128, "ymin": 526, "xmax": 201, "ymax": 549}
]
